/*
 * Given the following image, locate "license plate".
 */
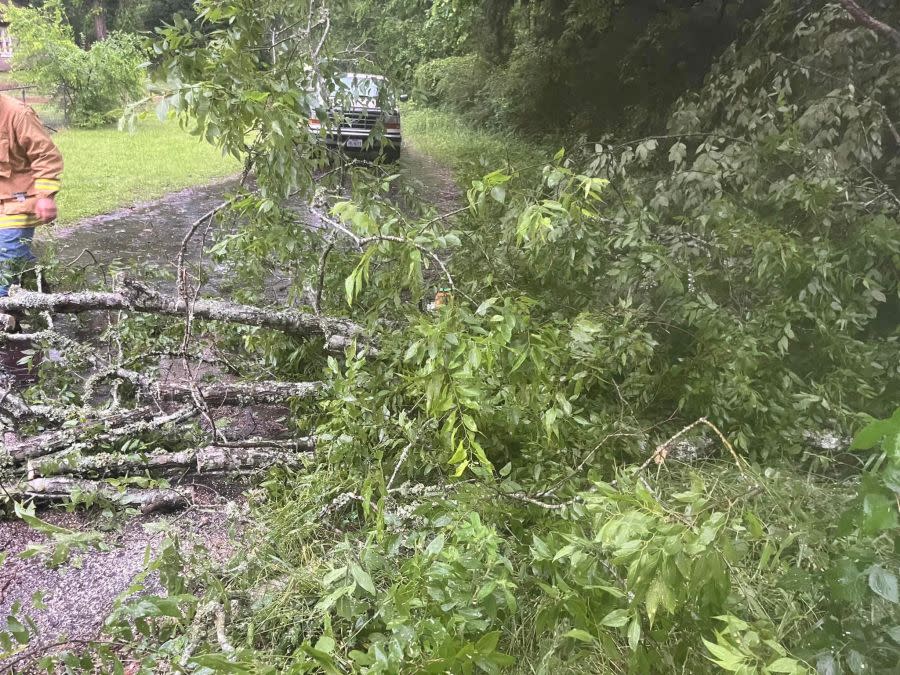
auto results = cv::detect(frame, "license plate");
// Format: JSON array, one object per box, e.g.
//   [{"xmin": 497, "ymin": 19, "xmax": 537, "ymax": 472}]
[{"xmin": 346, "ymin": 138, "xmax": 364, "ymax": 149}]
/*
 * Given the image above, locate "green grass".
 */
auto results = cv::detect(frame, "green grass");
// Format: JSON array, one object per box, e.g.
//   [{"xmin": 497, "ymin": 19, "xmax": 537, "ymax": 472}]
[
  {"xmin": 52, "ymin": 118, "xmax": 241, "ymax": 224},
  {"xmin": 402, "ymin": 106, "xmax": 548, "ymax": 184}
]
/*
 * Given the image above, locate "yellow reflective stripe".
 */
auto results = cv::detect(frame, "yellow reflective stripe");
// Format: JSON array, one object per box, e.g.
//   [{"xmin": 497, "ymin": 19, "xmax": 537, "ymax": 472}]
[
  {"xmin": 34, "ymin": 178, "xmax": 61, "ymax": 192},
  {"xmin": 0, "ymin": 214, "xmax": 40, "ymax": 228}
]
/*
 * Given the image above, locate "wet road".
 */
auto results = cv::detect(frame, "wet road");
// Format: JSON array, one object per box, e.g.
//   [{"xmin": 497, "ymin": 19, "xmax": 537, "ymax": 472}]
[
  {"xmin": 39, "ymin": 178, "xmax": 240, "ymax": 282},
  {"xmin": 38, "ymin": 146, "xmax": 460, "ymax": 284}
]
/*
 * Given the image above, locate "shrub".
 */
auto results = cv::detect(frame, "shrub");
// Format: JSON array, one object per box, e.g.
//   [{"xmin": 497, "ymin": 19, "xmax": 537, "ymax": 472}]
[
  {"xmin": 413, "ymin": 54, "xmax": 489, "ymax": 112},
  {"xmin": 7, "ymin": 0, "xmax": 146, "ymax": 127}
]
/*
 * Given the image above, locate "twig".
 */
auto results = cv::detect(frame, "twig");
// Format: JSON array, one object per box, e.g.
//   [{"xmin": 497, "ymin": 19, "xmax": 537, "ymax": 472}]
[{"xmin": 639, "ymin": 417, "xmax": 747, "ymax": 475}]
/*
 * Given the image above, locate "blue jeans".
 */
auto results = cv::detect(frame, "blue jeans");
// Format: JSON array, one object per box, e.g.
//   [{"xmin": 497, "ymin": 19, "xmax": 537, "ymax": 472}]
[{"xmin": 0, "ymin": 227, "xmax": 36, "ymax": 297}]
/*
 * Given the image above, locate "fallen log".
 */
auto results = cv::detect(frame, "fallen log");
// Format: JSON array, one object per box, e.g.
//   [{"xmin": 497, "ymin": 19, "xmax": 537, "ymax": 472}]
[
  {"xmin": 26, "ymin": 441, "xmax": 315, "ymax": 478},
  {"xmin": 159, "ymin": 380, "xmax": 325, "ymax": 406},
  {"xmin": 0, "ymin": 277, "xmax": 363, "ymax": 344},
  {"xmin": 4, "ymin": 406, "xmax": 197, "ymax": 462},
  {"xmin": 1, "ymin": 383, "xmax": 39, "ymax": 425},
  {"xmin": 5, "ymin": 477, "xmax": 189, "ymax": 514}
]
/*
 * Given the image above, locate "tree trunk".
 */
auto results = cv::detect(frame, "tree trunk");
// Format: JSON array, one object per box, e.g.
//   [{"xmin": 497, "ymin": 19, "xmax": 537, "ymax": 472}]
[
  {"xmin": 158, "ymin": 380, "xmax": 325, "ymax": 406},
  {"xmin": 4, "ymin": 406, "xmax": 197, "ymax": 462},
  {"xmin": 93, "ymin": 1, "xmax": 109, "ymax": 41},
  {"xmin": 8, "ymin": 477, "xmax": 188, "ymax": 514}
]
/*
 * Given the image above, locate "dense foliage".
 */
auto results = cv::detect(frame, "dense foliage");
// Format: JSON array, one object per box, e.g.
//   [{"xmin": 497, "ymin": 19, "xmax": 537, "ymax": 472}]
[
  {"xmin": 25, "ymin": 0, "xmax": 198, "ymax": 42},
  {"xmin": 7, "ymin": 0, "xmax": 147, "ymax": 126},
  {"xmin": 1, "ymin": 0, "xmax": 898, "ymax": 673},
  {"xmin": 335, "ymin": 0, "xmax": 780, "ymax": 136}
]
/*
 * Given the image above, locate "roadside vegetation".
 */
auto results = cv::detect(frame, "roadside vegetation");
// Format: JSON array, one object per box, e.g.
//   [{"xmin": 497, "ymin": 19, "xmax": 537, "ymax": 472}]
[
  {"xmin": 402, "ymin": 106, "xmax": 546, "ymax": 182},
  {"xmin": 0, "ymin": 1, "xmax": 898, "ymax": 674}
]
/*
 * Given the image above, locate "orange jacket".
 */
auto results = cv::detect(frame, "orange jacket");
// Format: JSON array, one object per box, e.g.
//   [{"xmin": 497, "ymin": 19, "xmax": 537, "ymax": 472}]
[{"xmin": 0, "ymin": 94, "xmax": 63, "ymax": 229}]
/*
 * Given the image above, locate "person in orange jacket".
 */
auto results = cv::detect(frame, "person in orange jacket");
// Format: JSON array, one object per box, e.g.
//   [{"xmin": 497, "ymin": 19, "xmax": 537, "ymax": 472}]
[{"xmin": 0, "ymin": 93, "xmax": 63, "ymax": 331}]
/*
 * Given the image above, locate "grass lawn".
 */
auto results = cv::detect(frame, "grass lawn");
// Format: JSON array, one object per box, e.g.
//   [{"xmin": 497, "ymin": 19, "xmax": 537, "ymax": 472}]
[
  {"xmin": 401, "ymin": 106, "xmax": 548, "ymax": 184},
  {"xmin": 52, "ymin": 118, "xmax": 241, "ymax": 224}
]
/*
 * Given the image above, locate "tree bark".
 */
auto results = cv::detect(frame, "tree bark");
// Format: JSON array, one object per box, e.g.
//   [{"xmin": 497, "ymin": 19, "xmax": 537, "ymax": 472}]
[
  {"xmin": 158, "ymin": 380, "xmax": 325, "ymax": 406},
  {"xmin": 0, "ymin": 277, "xmax": 363, "ymax": 346},
  {"xmin": 0, "ymin": 383, "xmax": 39, "ymax": 424},
  {"xmin": 3, "ymin": 406, "xmax": 197, "ymax": 462},
  {"xmin": 25, "ymin": 442, "xmax": 315, "ymax": 478},
  {"xmin": 93, "ymin": 1, "xmax": 109, "ymax": 41},
  {"xmin": 6, "ymin": 477, "xmax": 188, "ymax": 513}
]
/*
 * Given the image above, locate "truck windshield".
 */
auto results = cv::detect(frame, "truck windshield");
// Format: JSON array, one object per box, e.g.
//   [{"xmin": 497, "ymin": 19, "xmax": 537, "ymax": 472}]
[{"xmin": 340, "ymin": 74, "xmax": 380, "ymax": 99}]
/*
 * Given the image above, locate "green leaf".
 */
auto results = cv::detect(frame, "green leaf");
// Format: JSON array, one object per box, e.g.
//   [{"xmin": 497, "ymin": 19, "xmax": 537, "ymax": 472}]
[
  {"xmin": 425, "ymin": 534, "xmax": 445, "ymax": 557},
  {"xmin": 322, "ymin": 565, "xmax": 348, "ymax": 586},
  {"xmin": 600, "ymin": 609, "xmax": 630, "ymax": 627},
  {"xmin": 851, "ymin": 418, "xmax": 889, "ymax": 450},
  {"xmin": 6, "ymin": 616, "xmax": 29, "ymax": 645},
  {"xmin": 553, "ymin": 544, "xmax": 577, "ymax": 562},
  {"xmin": 703, "ymin": 638, "xmax": 747, "ymax": 671},
  {"xmin": 868, "ymin": 565, "xmax": 898, "ymax": 604},
  {"xmin": 349, "ymin": 650, "xmax": 375, "ymax": 666},
  {"xmin": 563, "ymin": 628, "xmax": 595, "ymax": 643},
  {"xmin": 476, "ymin": 630, "xmax": 501, "ymax": 653},
  {"xmin": 627, "ymin": 616, "xmax": 641, "ymax": 650},
  {"xmin": 767, "ymin": 657, "xmax": 802, "ymax": 673},
  {"xmin": 862, "ymin": 492, "xmax": 897, "ymax": 532},
  {"xmin": 350, "ymin": 562, "xmax": 377, "ymax": 596},
  {"xmin": 448, "ymin": 440, "xmax": 467, "ymax": 465},
  {"xmin": 344, "ymin": 273, "xmax": 356, "ymax": 306},
  {"xmin": 191, "ymin": 655, "xmax": 253, "ymax": 672},
  {"xmin": 314, "ymin": 635, "xmax": 336, "ymax": 654}
]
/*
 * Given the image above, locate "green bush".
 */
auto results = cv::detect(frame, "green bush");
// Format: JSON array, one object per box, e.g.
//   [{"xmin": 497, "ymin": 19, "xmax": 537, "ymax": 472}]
[
  {"xmin": 413, "ymin": 54, "xmax": 489, "ymax": 112},
  {"xmin": 7, "ymin": 0, "xmax": 146, "ymax": 127}
]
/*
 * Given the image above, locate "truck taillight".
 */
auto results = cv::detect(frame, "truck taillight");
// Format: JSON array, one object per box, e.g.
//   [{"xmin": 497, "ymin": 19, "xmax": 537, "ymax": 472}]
[{"xmin": 309, "ymin": 117, "xmax": 321, "ymax": 130}]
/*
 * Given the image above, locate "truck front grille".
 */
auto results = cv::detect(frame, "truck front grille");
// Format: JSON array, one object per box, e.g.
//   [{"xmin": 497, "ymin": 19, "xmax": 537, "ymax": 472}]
[{"xmin": 329, "ymin": 110, "xmax": 380, "ymax": 130}]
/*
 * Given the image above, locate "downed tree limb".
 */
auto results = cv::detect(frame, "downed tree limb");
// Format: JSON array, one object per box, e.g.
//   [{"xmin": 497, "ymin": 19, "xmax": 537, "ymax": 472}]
[
  {"xmin": 4, "ymin": 477, "xmax": 189, "ymax": 514},
  {"xmin": 4, "ymin": 406, "xmax": 198, "ymax": 462},
  {"xmin": 158, "ymin": 380, "xmax": 325, "ymax": 406},
  {"xmin": 26, "ymin": 441, "xmax": 315, "ymax": 478},
  {"xmin": 838, "ymin": 0, "xmax": 900, "ymax": 49},
  {"xmin": 7, "ymin": 381, "xmax": 324, "ymax": 436},
  {"xmin": 0, "ymin": 383, "xmax": 41, "ymax": 425},
  {"xmin": 0, "ymin": 277, "xmax": 364, "ymax": 347}
]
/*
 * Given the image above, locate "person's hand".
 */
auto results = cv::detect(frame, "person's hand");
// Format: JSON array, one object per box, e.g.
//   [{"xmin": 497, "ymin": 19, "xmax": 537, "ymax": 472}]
[{"xmin": 35, "ymin": 197, "xmax": 57, "ymax": 223}]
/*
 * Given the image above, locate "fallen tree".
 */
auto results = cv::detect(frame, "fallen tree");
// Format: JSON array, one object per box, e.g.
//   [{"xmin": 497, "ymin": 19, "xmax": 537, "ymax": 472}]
[
  {"xmin": 6, "ymin": 477, "xmax": 190, "ymax": 514},
  {"xmin": 157, "ymin": 380, "xmax": 325, "ymax": 406},
  {"xmin": 24, "ymin": 442, "xmax": 315, "ymax": 479},
  {"xmin": 0, "ymin": 276, "xmax": 364, "ymax": 347},
  {"xmin": 3, "ymin": 406, "xmax": 198, "ymax": 462}
]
